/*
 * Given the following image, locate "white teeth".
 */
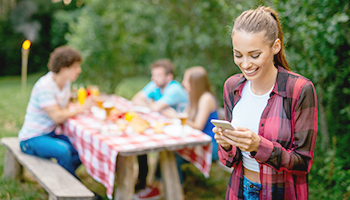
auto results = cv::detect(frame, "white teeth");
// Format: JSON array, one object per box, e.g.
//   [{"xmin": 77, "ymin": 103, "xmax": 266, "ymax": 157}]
[{"xmin": 244, "ymin": 68, "xmax": 257, "ymax": 74}]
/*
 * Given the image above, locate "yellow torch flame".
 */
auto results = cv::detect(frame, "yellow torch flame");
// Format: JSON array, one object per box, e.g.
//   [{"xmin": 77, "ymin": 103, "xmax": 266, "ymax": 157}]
[{"xmin": 22, "ymin": 40, "xmax": 31, "ymax": 50}]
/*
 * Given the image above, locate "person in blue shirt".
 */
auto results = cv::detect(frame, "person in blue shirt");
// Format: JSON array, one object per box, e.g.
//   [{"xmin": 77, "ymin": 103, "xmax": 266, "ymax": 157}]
[
  {"xmin": 132, "ymin": 59, "xmax": 188, "ymax": 200},
  {"xmin": 132, "ymin": 59, "xmax": 188, "ymax": 112}
]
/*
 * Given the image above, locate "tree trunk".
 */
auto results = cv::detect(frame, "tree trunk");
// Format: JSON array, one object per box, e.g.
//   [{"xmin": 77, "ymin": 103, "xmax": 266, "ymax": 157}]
[{"xmin": 317, "ymin": 86, "xmax": 329, "ymax": 150}]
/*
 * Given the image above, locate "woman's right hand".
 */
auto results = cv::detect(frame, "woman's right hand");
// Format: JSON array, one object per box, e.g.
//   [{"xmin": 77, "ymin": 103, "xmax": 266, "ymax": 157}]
[{"xmin": 213, "ymin": 127, "xmax": 232, "ymax": 150}]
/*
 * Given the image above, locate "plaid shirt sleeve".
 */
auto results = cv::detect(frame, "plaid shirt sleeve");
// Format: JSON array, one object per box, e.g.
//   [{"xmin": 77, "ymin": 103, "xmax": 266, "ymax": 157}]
[
  {"xmin": 254, "ymin": 77, "xmax": 318, "ymax": 175},
  {"xmin": 218, "ymin": 74, "xmax": 244, "ymax": 168}
]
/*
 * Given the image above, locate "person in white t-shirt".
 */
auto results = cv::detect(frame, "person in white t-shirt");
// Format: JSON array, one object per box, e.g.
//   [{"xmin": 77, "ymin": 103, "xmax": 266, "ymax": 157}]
[{"xmin": 18, "ymin": 46, "xmax": 95, "ymax": 178}]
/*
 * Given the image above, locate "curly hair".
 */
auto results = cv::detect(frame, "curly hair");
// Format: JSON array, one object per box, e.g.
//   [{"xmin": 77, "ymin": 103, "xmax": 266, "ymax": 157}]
[{"xmin": 47, "ymin": 46, "xmax": 82, "ymax": 73}]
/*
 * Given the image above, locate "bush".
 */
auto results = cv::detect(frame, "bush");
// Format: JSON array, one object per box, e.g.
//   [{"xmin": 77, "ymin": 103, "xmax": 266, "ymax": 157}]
[{"xmin": 114, "ymin": 76, "xmax": 149, "ymax": 100}]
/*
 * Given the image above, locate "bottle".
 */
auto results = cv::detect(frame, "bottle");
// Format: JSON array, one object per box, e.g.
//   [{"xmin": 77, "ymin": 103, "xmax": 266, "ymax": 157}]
[
  {"xmin": 77, "ymin": 84, "xmax": 87, "ymax": 105},
  {"xmin": 71, "ymin": 84, "xmax": 78, "ymax": 104}
]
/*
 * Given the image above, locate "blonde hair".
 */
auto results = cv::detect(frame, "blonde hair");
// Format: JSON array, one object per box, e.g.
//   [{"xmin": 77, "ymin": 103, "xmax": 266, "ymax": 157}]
[
  {"xmin": 185, "ymin": 66, "xmax": 214, "ymax": 121},
  {"xmin": 232, "ymin": 6, "xmax": 290, "ymax": 71}
]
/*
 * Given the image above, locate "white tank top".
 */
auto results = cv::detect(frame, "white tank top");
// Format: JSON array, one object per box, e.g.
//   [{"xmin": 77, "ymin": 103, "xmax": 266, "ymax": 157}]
[{"xmin": 231, "ymin": 81, "xmax": 273, "ymax": 172}]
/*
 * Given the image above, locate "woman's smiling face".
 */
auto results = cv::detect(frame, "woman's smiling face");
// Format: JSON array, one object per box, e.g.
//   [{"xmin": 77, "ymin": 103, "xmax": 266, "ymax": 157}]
[{"xmin": 232, "ymin": 31, "xmax": 280, "ymax": 83}]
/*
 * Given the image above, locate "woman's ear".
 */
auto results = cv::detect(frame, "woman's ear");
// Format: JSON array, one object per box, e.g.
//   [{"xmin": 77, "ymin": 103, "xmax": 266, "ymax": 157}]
[{"xmin": 272, "ymin": 38, "xmax": 281, "ymax": 55}]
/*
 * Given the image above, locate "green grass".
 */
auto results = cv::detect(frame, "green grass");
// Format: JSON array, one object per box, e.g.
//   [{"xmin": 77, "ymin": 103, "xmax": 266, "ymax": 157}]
[
  {"xmin": 0, "ymin": 73, "xmax": 230, "ymax": 199},
  {"xmin": 0, "ymin": 72, "xmax": 49, "ymax": 199}
]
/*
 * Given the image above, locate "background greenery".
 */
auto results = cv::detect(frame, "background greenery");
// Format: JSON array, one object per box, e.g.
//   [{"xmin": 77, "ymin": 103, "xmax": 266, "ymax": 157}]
[{"xmin": 0, "ymin": 0, "xmax": 350, "ymax": 199}]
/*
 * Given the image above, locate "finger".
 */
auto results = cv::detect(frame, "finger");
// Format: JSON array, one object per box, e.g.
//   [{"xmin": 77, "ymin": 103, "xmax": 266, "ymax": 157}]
[
  {"xmin": 220, "ymin": 135, "xmax": 248, "ymax": 150},
  {"xmin": 213, "ymin": 128, "xmax": 224, "ymax": 137},
  {"xmin": 214, "ymin": 133, "xmax": 221, "ymax": 140},
  {"xmin": 234, "ymin": 126, "xmax": 249, "ymax": 131},
  {"xmin": 214, "ymin": 135, "xmax": 229, "ymax": 144},
  {"xmin": 212, "ymin": 127, "xmax": 222, "ymax": 134},
  {"xmin": 223, "ymin": 129, "xmax": 251, "ymax": 139},
  {"xmin": 222, "ymin": 130, "xmax": 248, "ymax": 142}
]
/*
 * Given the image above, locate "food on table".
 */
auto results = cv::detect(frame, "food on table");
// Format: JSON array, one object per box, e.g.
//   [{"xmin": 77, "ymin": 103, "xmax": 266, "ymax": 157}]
[
  {"xmin": 154, "ymin": 122, "xmax": 166, "ymax": 133},
  {"xmin": 116, "ymin": 119, "xmax": 128, "ymax": 132},
  {"xmin": 125, "ymin": 111, "xmax": 138, "ymax": 121},
  {"xmin": 129, "ymin": 117, "xmax": 150, "ymax": 133}
]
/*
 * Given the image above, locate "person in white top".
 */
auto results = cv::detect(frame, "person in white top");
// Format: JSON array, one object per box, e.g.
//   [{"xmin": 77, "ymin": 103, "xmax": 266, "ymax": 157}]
[{"xmin": 18, "ymin": 46, "xmax": 95, "ymax": 178}]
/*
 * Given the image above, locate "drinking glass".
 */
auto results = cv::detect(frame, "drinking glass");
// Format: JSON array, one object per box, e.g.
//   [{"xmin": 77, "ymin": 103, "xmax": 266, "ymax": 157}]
[
  {"xmin": 71, "ymin": 84, "xmax": 78, "ymax": 104},
  {"xmin": 102, "ymin": 96, "xmax": 115, "ymax": 119},
  {"xmin": 96, "ymin": 93, "xmax": 107, "ymax": 109},
  {"xmin": 87, "ymin": 85, "xmax": 100, "ymax": 96},
  {"xmin": 176, "ymin": 103, "xmax": 188, "ymax": 135}
]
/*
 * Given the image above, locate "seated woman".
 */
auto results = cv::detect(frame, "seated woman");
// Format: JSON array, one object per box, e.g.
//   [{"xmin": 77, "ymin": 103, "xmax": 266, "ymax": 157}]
[
  {"xmin": 18, "ymin": 46, "xmax": 95, "ymax": 178},
  {"xmin": 176, "ymin": 66, "xmax": 219, "ymax": 183}
]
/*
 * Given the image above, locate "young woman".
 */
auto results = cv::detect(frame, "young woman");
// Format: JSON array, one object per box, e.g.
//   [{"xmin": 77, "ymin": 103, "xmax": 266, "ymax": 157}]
[
  {"xmin": 213, "ymin": 6, "xmax": 318, "ymax": 200},
  {"xmin": 176, "ymin": 66, "xmax": 219, "ymax": 183}
]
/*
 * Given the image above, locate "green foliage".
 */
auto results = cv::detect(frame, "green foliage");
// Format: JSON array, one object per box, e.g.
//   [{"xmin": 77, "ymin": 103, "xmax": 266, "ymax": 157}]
[
  {"xmin": 65, "ymin": 0, "xmax": 260, "ymax": 100},
  {"xmin": 114, "ymin": 76, "xmax": 149, "ymax": 100},
  {"xmin": 0, "ymin": 0, "xmax": 82, "ymax": 76},
  {"xmin": 277, "ymin": 1, "xmax": 350, "ymax": 198}
]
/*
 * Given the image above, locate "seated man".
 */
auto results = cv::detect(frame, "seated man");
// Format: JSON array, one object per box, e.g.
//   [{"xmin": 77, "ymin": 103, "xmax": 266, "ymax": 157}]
[
  {"xmin": 132, "ymin": 59, "xmax": 188, "ymax": 200},
  {"xmin": 18, "ymin": 46, "xmax": 95, "ymax": 178}
]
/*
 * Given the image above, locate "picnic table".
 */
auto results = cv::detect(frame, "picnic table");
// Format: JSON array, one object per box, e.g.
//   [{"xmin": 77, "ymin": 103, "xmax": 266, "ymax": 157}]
[{"xmin": 59, "ymin": 95, "xmax": 213, "ymax": 199}]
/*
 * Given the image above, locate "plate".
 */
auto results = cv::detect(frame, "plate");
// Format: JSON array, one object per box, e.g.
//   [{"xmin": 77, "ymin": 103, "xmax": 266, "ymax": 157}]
[
  {"xmin": 132, "ymin": 106, "xmax": 151, "ymax": 114},
  {"xmin": 91, "ymin": 106, "xmax": 106, "ymax": 120},
  {"xmin": 163, "ymin": 124, "xmax": 192, "ymax": 137},
  {"xmin": 100, "ymin": 124, "xmax": 122, "ymax": 136}
]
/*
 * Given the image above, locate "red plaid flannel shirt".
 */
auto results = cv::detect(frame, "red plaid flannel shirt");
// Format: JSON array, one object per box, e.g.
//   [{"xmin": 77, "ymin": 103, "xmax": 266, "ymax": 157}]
[{"xmin": 219, "ymin": 66, "xmax": 318, "ymax": 200}]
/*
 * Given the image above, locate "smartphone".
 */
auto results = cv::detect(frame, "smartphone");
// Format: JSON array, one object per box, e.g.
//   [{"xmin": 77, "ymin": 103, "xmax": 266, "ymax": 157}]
[{"xmin": 210, "ymin": 119, "xmax": 235, "ymax": 130}]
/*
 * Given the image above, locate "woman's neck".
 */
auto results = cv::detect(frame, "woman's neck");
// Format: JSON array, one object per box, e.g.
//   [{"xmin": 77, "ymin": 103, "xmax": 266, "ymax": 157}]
[{"xmin": 250, "ymin": 66, "xmax": 277, "ymax": 95}]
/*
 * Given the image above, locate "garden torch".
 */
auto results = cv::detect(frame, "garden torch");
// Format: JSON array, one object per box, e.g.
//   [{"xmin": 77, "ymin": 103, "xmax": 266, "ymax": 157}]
[{"xmin": 21, "ymin": 39, "xmax": 31, "ymax": 96}]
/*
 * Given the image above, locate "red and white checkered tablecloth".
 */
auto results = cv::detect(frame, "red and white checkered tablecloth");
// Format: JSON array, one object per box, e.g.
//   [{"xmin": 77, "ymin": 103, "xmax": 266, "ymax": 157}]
[{"xmin": 60, "ymin": 96, "xmax": 212, "ymax": 199}]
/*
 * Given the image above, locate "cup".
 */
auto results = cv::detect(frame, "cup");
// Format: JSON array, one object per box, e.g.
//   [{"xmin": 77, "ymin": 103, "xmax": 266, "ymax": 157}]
[
  {"xmin": 87, "ymin": 85, "xmax": 99, "ymax": 96},
  {"xmin": 96, "ymin": 97, "xmax": 104, "ymax": 109},
  {"xmin": 95, "ymin": 93, "xmax": 107, "ymax": 109},
  {"xmin": 177, "ymin": 112, "xmax": 188, "ymax": 126},
  {"xmin": 103, "ymin": 101, "xmax": 115, "ymax": 119},
  {"xmin": 71, "ymin": 84, "xmax": 78, "ymax": 104},
  {"xmin": 176, "ymin": 103, "xmax": 188, "ymax": 135}
]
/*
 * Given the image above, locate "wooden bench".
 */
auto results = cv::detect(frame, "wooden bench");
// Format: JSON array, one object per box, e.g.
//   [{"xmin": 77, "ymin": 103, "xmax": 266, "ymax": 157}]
[{"xmin": 1, "ymin": 137, "xmax": 94, "ymax": 200}]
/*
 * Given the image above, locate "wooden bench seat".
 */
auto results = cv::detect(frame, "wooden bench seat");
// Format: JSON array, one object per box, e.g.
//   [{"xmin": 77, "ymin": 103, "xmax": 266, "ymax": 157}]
[{"xmin": 1, "ymin": 137, "xmax": 94, "ymax": 200}]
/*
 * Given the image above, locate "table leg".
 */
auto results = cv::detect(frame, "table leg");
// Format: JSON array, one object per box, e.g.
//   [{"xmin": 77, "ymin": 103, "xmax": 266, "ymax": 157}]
[
  {"xmin": 114, "ymin": 155, "xmax": 137, "ymax": 200},
  {"xmin": 159, "ymin": 150, "xmax": 184, "ymax": 200}
]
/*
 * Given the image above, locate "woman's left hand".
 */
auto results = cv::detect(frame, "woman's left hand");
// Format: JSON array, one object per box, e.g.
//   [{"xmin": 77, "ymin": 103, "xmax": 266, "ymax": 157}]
[{"xmin": 221, "ymin": 126, "xmax": 261, "ymax": 152}]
